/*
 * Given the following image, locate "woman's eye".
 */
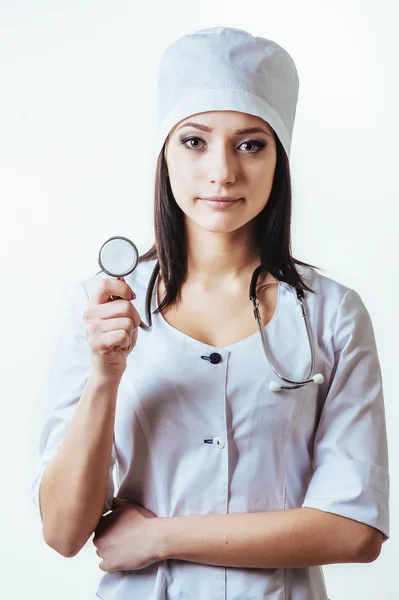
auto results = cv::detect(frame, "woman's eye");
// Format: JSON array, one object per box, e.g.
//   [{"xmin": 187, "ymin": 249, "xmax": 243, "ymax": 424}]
[
  {"xmin": 240, "ymin": 140, "xmax": 266, "ymax": 153},
  {"xmin": 182, "ymin": 137, "xmax": 203, "ymax": 149},
  {"xmin": 181, "ymin": 137, "xmax": 266, "ymax": 153}
]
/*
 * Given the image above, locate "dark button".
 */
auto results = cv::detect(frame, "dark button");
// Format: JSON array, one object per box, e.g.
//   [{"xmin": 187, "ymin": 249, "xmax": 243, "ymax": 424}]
[{"xmin": 200, "ymin": 352, "xmax": 222, "ymax": 364}]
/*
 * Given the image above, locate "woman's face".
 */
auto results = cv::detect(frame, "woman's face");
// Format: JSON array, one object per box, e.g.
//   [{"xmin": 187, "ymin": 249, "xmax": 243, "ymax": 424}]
[{"xmin": 163, "ymin": 110, "xmax": 277, "ymax": 235}]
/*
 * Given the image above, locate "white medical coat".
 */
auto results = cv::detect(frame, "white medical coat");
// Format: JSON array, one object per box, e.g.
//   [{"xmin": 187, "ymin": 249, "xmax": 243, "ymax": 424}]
[{"xmin": 30, "ymin": 258, "xmax": 390, "ymax": 600}]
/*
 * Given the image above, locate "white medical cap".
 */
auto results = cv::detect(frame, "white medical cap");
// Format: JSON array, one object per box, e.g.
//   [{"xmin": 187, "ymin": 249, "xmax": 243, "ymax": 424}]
[{"xmin": 153, "ymin": 26, "xmax": 300, "ymax": 163}]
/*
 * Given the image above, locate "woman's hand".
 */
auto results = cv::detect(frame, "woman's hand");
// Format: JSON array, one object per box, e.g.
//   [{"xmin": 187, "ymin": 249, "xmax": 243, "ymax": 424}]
[
  {"xmin": 83, "ymin": 277, "xmax": 141, "ymax": 381},
  {"xmin": 93, "ymin": 497, "xmax": 160, "ymax": 571}
]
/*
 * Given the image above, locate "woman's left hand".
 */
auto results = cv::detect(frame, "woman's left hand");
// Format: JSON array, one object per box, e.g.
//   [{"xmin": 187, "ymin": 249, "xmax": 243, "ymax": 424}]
[{"xmin": 93, "ymin": 497, "xmax": 160, "ymax": 572}]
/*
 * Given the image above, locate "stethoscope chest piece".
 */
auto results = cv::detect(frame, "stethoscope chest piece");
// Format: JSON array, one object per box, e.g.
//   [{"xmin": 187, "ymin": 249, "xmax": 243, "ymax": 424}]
[{"xmin": 97, "ymin": 235, "xmax": 156, "ymax": 331}]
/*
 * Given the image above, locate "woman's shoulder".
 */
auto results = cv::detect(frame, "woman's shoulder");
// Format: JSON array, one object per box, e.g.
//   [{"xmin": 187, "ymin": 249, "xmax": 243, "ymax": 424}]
[
  {"xmin": 295, "ymin": 263, "xmax": 371, "ymax": 337},
  {"xmin": 295, "ymin": 263, "xmax": 352, "ymax": 304}
]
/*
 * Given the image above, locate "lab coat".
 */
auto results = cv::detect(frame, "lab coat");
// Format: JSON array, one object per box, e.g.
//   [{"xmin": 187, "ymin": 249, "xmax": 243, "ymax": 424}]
[{"xmin": 30, "ymin": 257, "xmax": 390, "ymax": 600}]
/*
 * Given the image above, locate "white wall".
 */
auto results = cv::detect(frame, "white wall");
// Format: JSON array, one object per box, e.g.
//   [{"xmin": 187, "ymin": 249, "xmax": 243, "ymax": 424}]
[{"xmin": 1, "ymin": 1, "xmax": 397, "ymax": 598}]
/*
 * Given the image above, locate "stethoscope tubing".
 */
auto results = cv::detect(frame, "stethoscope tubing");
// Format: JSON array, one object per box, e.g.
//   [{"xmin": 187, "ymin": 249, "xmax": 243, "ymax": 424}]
[
  {"xmin": 139, "ymin": 260, "xmax": 323, "ymax": 392},
  {"xmin": 252, "ymin": 287, "xmax": 316, "ymax": 389}
]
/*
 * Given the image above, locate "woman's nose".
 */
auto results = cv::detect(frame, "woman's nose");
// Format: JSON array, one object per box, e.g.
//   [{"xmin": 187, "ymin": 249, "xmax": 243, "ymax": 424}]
[{"xmin": 207, "ymin": 153, "xmax": 237, "ymax": 185}]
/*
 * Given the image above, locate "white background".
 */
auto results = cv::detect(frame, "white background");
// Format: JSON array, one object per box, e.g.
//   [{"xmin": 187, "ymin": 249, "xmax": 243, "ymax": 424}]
[{"xmin": 1, "ymin": 1, "xmax": 397, "ymax": 598}]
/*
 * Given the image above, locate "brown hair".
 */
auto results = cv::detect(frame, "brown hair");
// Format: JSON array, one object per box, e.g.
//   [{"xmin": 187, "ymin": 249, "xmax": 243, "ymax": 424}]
[{"xmin": 138, "ymin": 134, "xmax": 323, "ymax": 314}]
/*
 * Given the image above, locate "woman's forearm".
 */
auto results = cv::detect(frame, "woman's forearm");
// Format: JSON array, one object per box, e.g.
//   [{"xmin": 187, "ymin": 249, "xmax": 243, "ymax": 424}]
[
  {"xmin": 39, "ymin": 370, "xmax": 120, "ymax": 557},
  {"xmin": 156, "ymin": 507, "xmax": 379, "ymax": 568}
]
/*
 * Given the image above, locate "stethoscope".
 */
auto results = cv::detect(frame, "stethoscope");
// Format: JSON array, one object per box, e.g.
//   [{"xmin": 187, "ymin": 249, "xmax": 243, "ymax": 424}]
[{"xmin": 97, "ymin": 235, "xmax": 324, "ymax": 393}]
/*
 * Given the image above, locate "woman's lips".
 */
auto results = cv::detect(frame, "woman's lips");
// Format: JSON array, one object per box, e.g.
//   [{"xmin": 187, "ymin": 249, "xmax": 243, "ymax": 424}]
[{"xmin": 200, "ymin": 198, "xmax": 242, "ymax": 209}]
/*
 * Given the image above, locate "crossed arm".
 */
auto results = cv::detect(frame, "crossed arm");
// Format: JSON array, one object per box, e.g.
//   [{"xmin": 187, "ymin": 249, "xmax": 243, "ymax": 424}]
[{"xmin": 154, "ymin": 507, "xmax": 383, "ymax": 568}]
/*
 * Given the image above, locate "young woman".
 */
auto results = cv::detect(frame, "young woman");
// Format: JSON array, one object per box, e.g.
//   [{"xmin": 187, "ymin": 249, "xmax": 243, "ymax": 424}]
[{"xmin": 31, "ymin": 26, "xmax": 389, "ymax": 600}]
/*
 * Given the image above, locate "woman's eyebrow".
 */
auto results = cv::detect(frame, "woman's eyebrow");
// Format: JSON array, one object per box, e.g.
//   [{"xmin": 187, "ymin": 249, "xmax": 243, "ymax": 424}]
[{"xmin": 177, "ymin": 122, "xmax": 272, "ymax": 137}]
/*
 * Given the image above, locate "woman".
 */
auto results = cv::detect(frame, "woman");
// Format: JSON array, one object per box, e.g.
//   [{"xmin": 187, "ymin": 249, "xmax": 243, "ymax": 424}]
[{"xmin": 31, "ymin": 26, "xmax": 390, "ymax": 599}]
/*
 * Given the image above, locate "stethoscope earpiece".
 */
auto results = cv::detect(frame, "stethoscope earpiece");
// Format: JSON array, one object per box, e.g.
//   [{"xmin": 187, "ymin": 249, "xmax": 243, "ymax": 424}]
[
  {"xmin": 269, "ymin": 381, "xmax": 282, "ymax": 392},
  {"xmin": 269, "ymin": 373, "xmax": 324, "ymax": 393}
]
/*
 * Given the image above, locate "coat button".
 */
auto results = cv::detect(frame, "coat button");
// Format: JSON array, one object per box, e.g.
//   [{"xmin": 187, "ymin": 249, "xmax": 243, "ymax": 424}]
[
  {"xmin": 213, "ymin": 436, "xmax": 225, "ymax": 448},
  {"xmin": 200, "ymin": 352, "xmax": 222, "ymax": 364}
]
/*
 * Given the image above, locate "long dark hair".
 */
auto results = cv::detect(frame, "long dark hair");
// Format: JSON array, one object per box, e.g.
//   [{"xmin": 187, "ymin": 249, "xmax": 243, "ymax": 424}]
[{"xmin": 137, "ymin": 133, "xmax": 323, "ymax": 314}]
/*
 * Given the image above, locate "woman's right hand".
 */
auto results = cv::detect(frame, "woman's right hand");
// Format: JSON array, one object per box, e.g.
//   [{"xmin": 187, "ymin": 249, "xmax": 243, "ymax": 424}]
[{"xmin": 82, "ymin": 277, "xmax": 141, "ymax": 381}]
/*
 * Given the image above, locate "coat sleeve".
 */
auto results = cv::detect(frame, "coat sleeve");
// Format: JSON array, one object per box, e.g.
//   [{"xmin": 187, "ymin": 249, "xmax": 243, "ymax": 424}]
[
  {"xmin": 301, "ymin": 288, "xmax": 390, "ymax": 542},
  {"xmin": 29, "ymin": 280, "xmax": 116, "ymax": 525}
]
